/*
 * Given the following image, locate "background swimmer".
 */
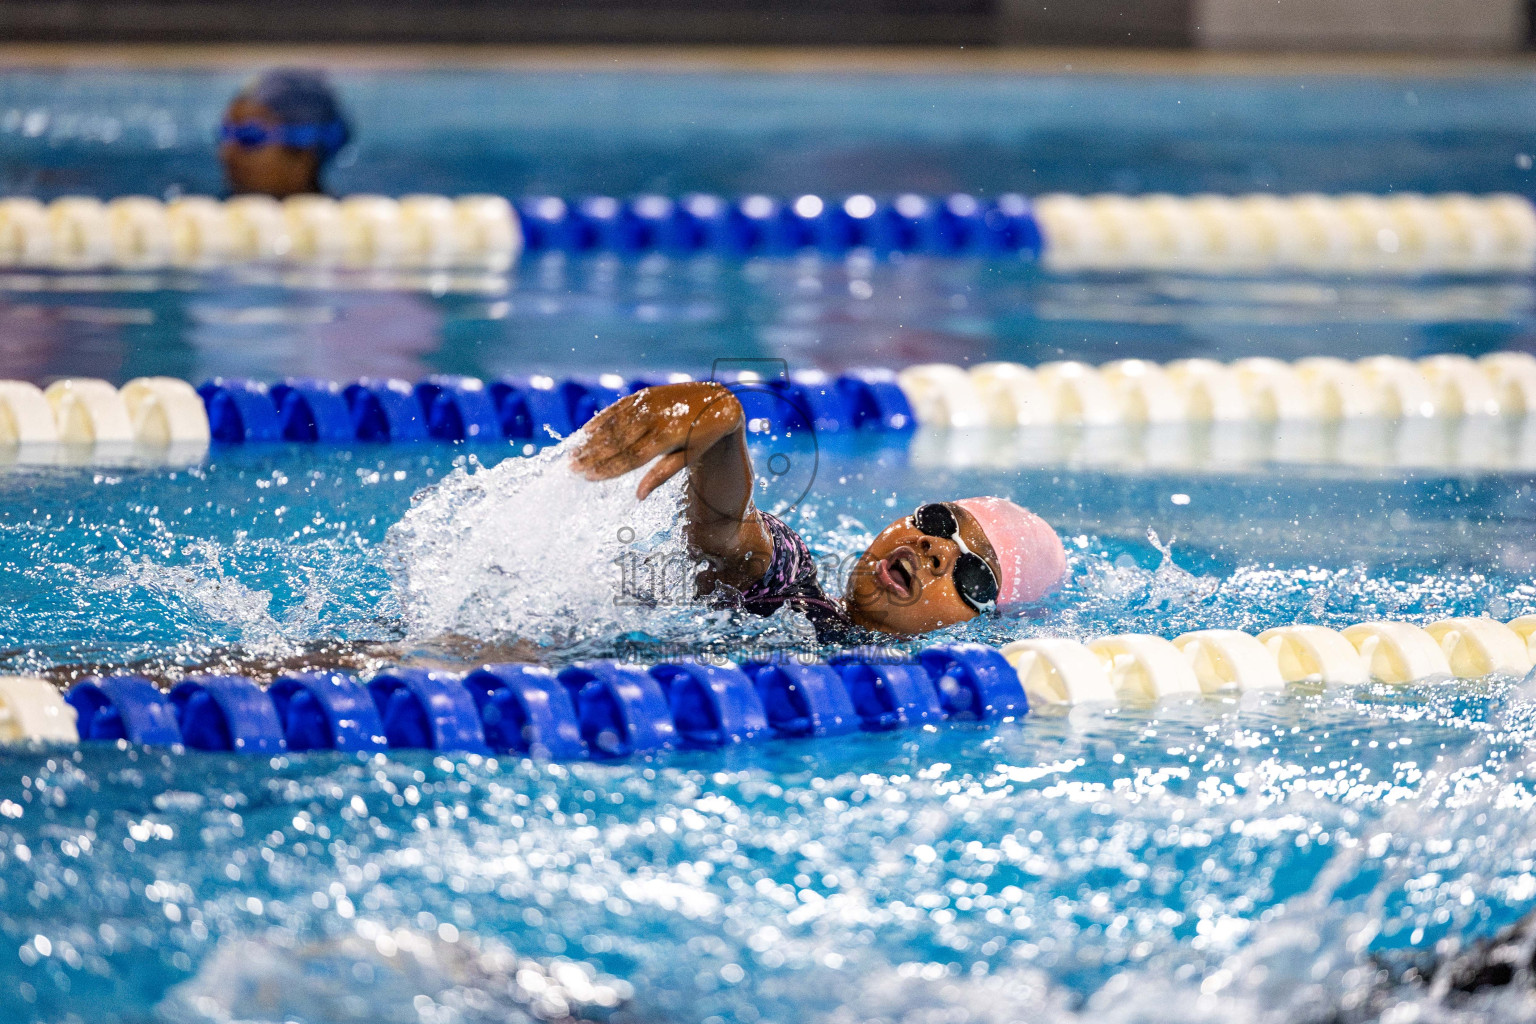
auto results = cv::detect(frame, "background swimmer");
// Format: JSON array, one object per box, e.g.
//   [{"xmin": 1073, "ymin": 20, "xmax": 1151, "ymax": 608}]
[
  {"xmin": 570, "ymin": 381, "xmax": 1067, "ymax": 640},
  {"xmin": 220, "ymin": 68, "xmax": 352, "ymax": 198}
]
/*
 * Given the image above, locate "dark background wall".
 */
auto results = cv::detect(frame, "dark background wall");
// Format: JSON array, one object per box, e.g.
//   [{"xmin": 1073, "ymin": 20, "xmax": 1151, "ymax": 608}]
[
  {"xmin": 0, "ymin": 0, "xmax": 1526, "ymax": 49},
  {"xmin": 0, "ymin": 0, "xmax": 1194, "ymax": 47}
]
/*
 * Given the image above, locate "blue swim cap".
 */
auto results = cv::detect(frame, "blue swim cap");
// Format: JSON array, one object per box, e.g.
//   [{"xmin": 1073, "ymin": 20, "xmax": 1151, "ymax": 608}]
[{"xmin": 239, "ymin": 68, "xmax": 352, "ymax": 161}]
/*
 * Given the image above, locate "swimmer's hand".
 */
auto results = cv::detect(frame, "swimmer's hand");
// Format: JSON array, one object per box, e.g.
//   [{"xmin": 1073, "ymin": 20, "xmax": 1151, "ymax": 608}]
[
  {"xmin": 570, "ymin": 381, "xmax": 745, "ymax": 501},
  {"xmin": 572, "ymin": 381, "xmax": 770, "ymax": 589}
]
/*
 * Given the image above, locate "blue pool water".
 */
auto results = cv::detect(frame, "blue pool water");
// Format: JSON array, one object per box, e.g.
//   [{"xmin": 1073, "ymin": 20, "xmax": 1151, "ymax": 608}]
[
  {"xmin": 4, "ymin": 69, "xmax": 1535, "ymax": 200},
  {"xmin": 3, "ymin": 66, "xmax": 1536, "ymax": 1022},
  {"xmin": 0, "ymin": 68, "xmax": 1534, "ymax": 382},
  {"xmin": 3, "ymin": 443, "xmax": 1536, "ymax": 1022},
  {"xmin": 6, "ymin": 679, "xmax": 1536, "ymax": 1024},
  {"xmin": 3, "ymin": 257, "xmax": 1534, "ymax": 387}
]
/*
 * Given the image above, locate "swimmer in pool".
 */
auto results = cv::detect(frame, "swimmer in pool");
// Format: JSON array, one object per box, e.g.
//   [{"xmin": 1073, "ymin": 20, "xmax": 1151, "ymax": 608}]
[
  {"xmin": 571, "ymin": 381, "xmax": 1067, "ymax": 640},
  {"xmin": 220, "ymin": 69, "xmax": 352, "ymax": 199}
]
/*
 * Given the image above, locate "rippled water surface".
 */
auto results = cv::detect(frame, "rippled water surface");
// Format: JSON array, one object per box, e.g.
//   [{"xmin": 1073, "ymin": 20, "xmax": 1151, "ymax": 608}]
[
  {"xmin": 0, "ymin": 440, "xmax": 1535, "ymax": 1022},
  {"xmin": 2, "ymin": 259, "xmax": 1533, "ymax": 387},
  {"xmin": 2, "ymin": 65, "xmax": 1535, "ymax": 382},
  {"xmin": 1, "ymin": 442, "xmax": 1534, "ymax": 672},
  {"xmin": 4, "ymin": 63, "xmax": 1536, "ymax": 1024},
  {"xmin": 4, "ymin": 676, "xmax": 1536, "ymax": 1024}
]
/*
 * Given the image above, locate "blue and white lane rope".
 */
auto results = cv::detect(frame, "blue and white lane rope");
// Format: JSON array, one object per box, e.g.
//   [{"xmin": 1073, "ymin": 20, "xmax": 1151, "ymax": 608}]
[
  {"xmin": 0, "ymin": 371, "xmax": 914, "ymax": 448},
  {"xmin": 3, "ymin": 617, "xmax": 1535, "ymax": 749},
  {"xmin": 2, "ymin": 351, "xmax": 1535, "ymax": 453},
  {"xmin": 2, "ymin": 192, "xmax": 1532, "ymax": 274}
]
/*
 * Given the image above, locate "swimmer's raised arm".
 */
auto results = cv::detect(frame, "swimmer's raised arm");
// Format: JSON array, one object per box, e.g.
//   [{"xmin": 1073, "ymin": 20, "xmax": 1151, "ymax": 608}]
[{"xmin": 570, "ymin": 382, "xmax": 773, "ymax": 590}]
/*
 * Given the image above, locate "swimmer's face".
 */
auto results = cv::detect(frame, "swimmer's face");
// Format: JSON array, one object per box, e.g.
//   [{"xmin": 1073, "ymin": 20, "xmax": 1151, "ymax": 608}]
[
  {"xmin": 843, "ymin": 504, "xmax": 1000, "ymax": 635},
  {"xmin": 220, "ymin": 97, "xmax": 323, "ymax": 199}
]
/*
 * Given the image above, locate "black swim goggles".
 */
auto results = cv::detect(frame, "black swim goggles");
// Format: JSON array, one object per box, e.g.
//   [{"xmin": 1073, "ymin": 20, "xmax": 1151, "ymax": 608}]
[{"xmin": 912, "ymin": 502, "xmax": 1000, "ymax": 613}]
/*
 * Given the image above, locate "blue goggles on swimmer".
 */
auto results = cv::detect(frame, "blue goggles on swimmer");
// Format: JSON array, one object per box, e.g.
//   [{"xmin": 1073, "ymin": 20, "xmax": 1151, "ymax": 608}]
[
  {"xmin": 913, "ymin": 502, "xmax": 999, "ymax": 613},
  {"xmin": 219, "ymin": 120, "xmax": 348, "ymax": 154}
]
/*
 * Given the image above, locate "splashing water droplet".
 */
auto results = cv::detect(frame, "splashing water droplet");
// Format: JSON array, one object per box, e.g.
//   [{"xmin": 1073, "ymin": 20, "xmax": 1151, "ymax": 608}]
[{"xmin": 383, "ymin": 437, "xmax": 700, "ymax": 649}]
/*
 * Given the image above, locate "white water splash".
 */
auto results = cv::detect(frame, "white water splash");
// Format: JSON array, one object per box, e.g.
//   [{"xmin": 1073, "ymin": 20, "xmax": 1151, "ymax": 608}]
[
  {"xmin": 157, "ymin": 921, "xmax": 631, "ymax": 1024},
  {"xmin": 383, "ymin": 439, "xmax": 703, "ymax": 647},
  {"xmin": 111, "ymin": 542, "xmax": 282, "ymax": 644},
  {"xmin": 1144, "ymin": 529, "xmax": 1221, "ymax": 610},
  {"xmin": 67, "ymin": 532, "xmax": 393, "ymax": 666}
]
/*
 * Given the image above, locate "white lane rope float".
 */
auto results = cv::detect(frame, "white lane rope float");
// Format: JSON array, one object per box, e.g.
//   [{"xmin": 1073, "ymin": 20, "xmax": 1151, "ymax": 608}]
[
  {"xmin": 899, "ymin": 351, "xmax": 1536, "ymax": 427},
  {"xmin": 0, "ymin": 194, "xmax": 521, "ymax": 272}
]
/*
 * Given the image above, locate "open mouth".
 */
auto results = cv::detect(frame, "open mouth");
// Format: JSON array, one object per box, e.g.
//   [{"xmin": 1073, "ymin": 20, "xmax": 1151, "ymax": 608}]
[{"xmin": 875, "ymin": 546, "xmax": 918, "ymax": 600}]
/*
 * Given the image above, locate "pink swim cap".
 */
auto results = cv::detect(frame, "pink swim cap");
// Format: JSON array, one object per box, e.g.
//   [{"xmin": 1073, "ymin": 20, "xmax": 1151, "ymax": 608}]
[{"xmin": 952, "ymin": 497, "xmax": 1066, "ymax": 608}]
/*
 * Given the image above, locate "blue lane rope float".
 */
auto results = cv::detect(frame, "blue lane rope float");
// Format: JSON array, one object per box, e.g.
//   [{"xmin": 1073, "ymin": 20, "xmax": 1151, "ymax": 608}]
[
  {"xmin": 918, "ymin": 644, "xmax": 1031, "ymax": 720},
  {"xmin": 649, "ymin": 661, "xmax": 769, "ymax": 749},
  {"xmin": 558, "ymin": 662, "xmax": 677, "ymax": 759},
  {"xmin": 41, "ymin": 644, "xmax": 1019, "ymax": 759},
  {"xmin": 168, "ymin": 675, "xmax": 286, "ymax": 753},
  {"xmin": 416, "ymin": 375, "xmax": 502, "ymax": 442},
  {"xmin": 461, "ymin": 664, "xmax": 586, "ymax": 760},
  {"xmin": 491, "ymin": 376, "xmax": 578, "ymax": 441},
  {"xmin": 516, "ymin": 193, "xmax": 1046, "ymax": 259},
  {"xmin": 271, "ymin": 378, "xmax": 355, "ymax": 443},
  {"xmin": 269, "ymin": 671, "xmax": 390, "ymax": 753},
  {"xmin": 367, "ymin": 668, "xmax": 491, "ymax": 755},
  {"xmin": 195, "ymin": 369, "xmax": 912, "ymax": 445},
  {"xmin": 743, "ymin": 662, "xmax": 860, "ymax": 739},
  {"xmin": 6, "ymin": 621, "xmax": 1536, "ymax": 752},
  {"xmin": 346, "ymin": 378, "xmax": 431, "ymax": 443},
  {"xmin": 197, "ymin": 378, "xmax": 283, "ymax": 444},
  {"xmin": 67, "ymin": 675, "xmax": 182, "ymax": 746}
]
